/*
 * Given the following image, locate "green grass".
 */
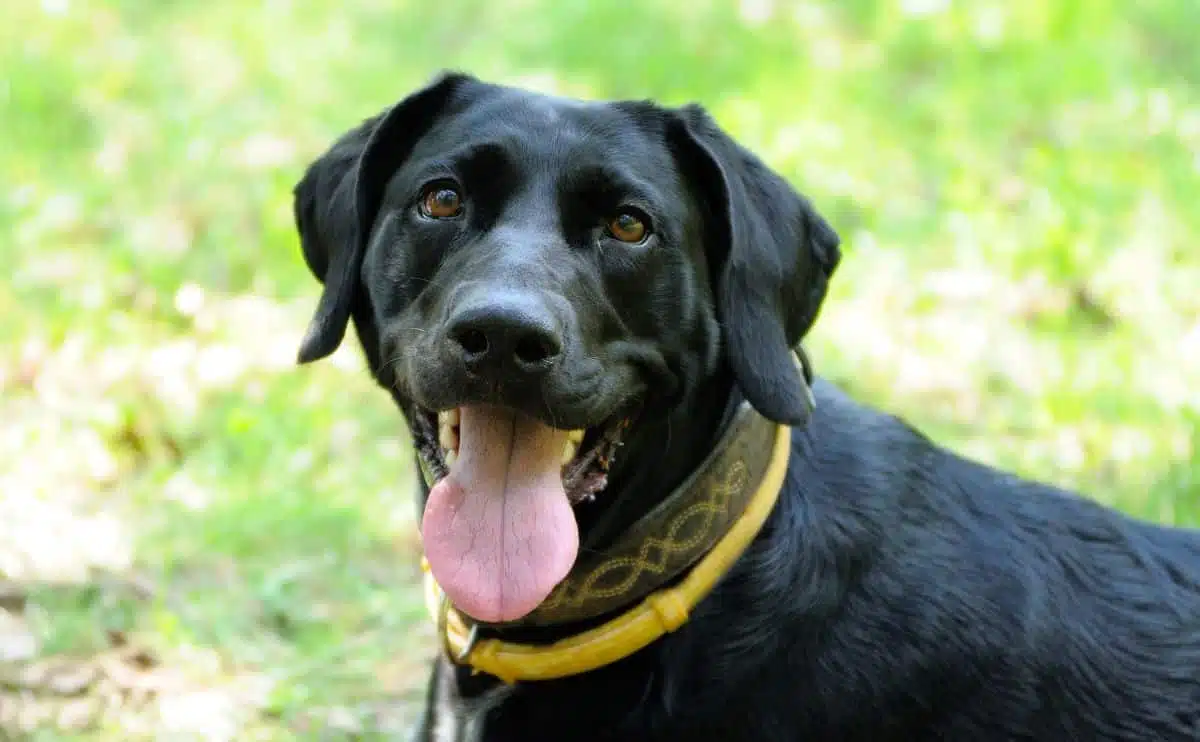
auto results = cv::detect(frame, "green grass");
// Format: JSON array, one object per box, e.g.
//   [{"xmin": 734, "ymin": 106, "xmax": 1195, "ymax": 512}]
[{"xmin": 1, "ymin": 0, "xmax": 1197, "ymax": 737}]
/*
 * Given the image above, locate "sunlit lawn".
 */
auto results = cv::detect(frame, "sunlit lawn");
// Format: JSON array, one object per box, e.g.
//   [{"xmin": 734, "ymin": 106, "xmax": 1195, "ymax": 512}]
[{"xmin": 1, "ymin": 0, "xmax": 1197, "ymax": 738}]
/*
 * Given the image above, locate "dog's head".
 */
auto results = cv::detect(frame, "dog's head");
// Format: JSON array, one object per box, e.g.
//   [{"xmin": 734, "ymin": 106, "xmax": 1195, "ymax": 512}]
[{"xmin": 293, "ymin": 72, "xmax": 840, "ymax": 624}]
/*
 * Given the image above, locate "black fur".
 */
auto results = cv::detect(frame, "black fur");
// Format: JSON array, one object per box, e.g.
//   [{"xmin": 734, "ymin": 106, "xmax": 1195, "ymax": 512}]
[{"xmin": 291, "ymin": 72, "xmax": 1200, "ymax": 741}]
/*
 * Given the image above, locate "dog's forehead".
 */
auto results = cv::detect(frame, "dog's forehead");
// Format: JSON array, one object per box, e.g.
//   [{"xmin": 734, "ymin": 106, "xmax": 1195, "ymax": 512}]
[{"xmin": 423, "ymin": 87, "xmax": 673, "ymax": 169}]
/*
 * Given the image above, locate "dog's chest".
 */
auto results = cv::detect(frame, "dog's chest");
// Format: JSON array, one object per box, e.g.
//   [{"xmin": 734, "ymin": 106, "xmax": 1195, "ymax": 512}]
[{"xmin": 430, "ymin": 665, "xmax": 513, "ymax": 742}]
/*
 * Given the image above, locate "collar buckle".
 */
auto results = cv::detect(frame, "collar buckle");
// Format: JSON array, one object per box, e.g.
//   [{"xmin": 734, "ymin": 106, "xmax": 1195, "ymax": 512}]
[{"xmin": 438, "ymin": 594, "xmax": 480, "ymax": 663}]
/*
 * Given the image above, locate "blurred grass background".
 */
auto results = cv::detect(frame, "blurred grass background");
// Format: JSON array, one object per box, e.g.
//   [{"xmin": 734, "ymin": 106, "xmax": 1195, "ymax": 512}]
[{"xmin": 1, "ymin": 0, "xmax": 1197, "ymax": 738}]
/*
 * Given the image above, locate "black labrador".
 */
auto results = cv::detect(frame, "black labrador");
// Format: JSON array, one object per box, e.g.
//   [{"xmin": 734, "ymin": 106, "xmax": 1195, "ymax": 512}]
[{"xmin": 291, "ymin": 72, "xmax": 1200, "ymax": 741}]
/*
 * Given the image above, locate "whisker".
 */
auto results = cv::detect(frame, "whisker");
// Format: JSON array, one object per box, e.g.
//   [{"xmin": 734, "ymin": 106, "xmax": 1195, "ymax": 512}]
[
  {"xmin": 540, "ymin": 386, "xmax": 562, "ymax": 432},
  {"xmin": 401, "ymin": 273, "xmax": 451, "ymax": 292},
  {"xmin": 374, "ymin": 353, "xmax": 405, "ymax": 378},
  {"xmin": 371, "ymin": 326, "xmax": 431, "ymax": 378}
]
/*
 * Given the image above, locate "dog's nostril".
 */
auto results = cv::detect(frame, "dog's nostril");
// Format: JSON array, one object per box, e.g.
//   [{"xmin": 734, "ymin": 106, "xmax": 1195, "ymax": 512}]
[
  {"xmin": 454, "ymin": 327, "xmax": 490, "ymax": 358},
  {"xmin": 445, "ymin": 296, "xmax": 563, "ymax": 373},
  {"xmin": 514, "ymin": 334, "xmax": 560, "ymax": 367}
]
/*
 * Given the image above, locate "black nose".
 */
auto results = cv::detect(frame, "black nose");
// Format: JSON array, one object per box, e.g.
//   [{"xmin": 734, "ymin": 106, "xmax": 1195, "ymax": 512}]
[{"xmin": 445, "ymin": 294, "xmax": 564, "ymax": 374}]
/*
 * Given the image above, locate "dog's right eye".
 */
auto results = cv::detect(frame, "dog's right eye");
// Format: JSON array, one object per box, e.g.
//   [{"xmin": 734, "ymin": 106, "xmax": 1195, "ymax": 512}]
[
  {"xmin": 605, "ymin": 207, "xmax": 650, "ymax": 244},
  {"xmin": 419, "ymin": 183, "xmax": 464, "ymax": 219}
]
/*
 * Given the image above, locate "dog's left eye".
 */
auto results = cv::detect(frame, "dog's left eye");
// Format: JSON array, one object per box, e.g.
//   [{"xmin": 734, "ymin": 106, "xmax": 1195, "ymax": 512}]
[
  {"xmin": 419, "ymin": 183, "xmax": 464, "ymax": 219},
  {"xmin": 605, "ymin": 208, "xmax": 650, "ymax": 244}
]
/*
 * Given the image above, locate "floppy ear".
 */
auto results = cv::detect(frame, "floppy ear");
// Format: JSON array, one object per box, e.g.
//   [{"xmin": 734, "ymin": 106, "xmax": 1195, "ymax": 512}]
[
  {"xmin": 671, "ymin": 104, "xmax": 841, "ymax": 426},
  {"xmin": 293, "ymin": 72, "xmax": 473, "ymax": 363}
]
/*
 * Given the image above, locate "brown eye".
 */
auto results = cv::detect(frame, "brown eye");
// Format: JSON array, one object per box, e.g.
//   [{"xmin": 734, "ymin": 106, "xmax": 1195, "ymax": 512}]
[
  {"xmin": 420, "ymin": 185, "xmax": 463, "ymax": 218},
  {"xmin": 606, "ymin": 209, "xmax": 649, "ymax": 243}
]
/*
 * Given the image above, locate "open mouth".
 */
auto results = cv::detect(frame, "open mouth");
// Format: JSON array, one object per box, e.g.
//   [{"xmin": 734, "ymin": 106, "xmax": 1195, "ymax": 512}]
[
  {"xmin": 413, "ymin": 402, "xmax": 636, "ymax": 623},
  {"xmin": 412, "ymin": 406, "xmax": 632, "ymax": 505}
]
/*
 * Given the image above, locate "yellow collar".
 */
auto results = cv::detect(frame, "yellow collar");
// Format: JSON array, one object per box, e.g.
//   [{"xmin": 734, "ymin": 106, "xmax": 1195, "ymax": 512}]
[{"xmin": 420, "ymin": 411, "xmax": 792, "ymax": 685}]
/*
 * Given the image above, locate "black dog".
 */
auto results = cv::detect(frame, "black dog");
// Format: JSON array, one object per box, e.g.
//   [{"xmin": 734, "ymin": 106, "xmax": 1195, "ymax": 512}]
[{"xmin": 291, "ymin": 72, "xmax": 1200, "ymax": 741}]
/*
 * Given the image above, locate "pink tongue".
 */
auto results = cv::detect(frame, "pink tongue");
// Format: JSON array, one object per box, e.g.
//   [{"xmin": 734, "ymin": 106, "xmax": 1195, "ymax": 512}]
[{"xmin": 421, "ymin": 405, "xmax": 579, "ymax": 623}]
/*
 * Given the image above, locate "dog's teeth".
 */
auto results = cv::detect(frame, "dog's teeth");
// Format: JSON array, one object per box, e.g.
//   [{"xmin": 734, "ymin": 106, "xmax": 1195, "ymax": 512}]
[
  {"xmin": 445, "ymin": 449, "xmax": 458, "ymax": 469},
  {"xmin": 566, "ymin": 429, "xmax": 585, "ymax": 444},
  {"xmin": 438, "ymin": 408, "xmax": 460, "ymax": 427},
  {"xmin": 439, "ymin": 423, "xmax": 458, "ymax": 453},
  {"xmin": 561, "ymin": 439, "xmax": 578, "ymax": 466}
]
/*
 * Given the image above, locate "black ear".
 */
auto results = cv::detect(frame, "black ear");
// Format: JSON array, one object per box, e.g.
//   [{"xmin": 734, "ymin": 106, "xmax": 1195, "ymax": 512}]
[
  {"xmin": 293, "ymin": 71, "xmax": 474, "ymax": 363},
  {"xmin": 671, "ymin": 105, "xmax": 841, "ymax": 426}
]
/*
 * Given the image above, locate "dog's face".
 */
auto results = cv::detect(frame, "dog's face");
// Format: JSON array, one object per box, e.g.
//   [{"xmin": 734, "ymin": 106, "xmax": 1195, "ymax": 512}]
[
  {"xmin": 293, "ymin": 73, "xmax": 840, "ymax": 623},
  {"xmin": 369, "ymin": 87, "xmax": 708, "ymax": 437}
]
